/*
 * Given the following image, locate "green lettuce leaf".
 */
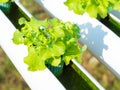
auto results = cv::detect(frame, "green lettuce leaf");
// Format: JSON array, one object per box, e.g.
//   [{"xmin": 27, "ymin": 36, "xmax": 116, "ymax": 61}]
[
  {"xmin": 12, "ymin": 30, "xmax": 24, "ymax": 44},
  {"xmin": 64, "ymin": 0, "xmax": 120, "ymax": 18},
  {"xmin": 0, "ymin": 0, "xmax": 9, "ymax": 3},
  {"xmin": 24, "ymin": 46, "xmax": 46, "ymax": 71}
]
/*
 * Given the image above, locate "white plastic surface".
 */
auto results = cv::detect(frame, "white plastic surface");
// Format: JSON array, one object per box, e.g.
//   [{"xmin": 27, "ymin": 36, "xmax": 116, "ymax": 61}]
[
  {"xmin": 109, "ymin": 10, "xmax": 120, "ymax": 23},
  {"xmin": 35, "ymin": 0, "xmax": 120, "ymax": 78},
  {"xmin": 110, "ymin": 10, "xmax": 120, "ymax": 20},
  {"xmin": 0, "ymin": 10, "xmax": 66, "ymax": 90}
]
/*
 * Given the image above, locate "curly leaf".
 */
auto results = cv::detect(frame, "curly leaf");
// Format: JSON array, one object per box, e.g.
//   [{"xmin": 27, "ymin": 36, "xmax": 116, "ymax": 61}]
[
  {"xmin": 12, "ymin": 30, "xmax": 24, "ymax": 44},
  {"xmin": 64, "ymin": 0, "xmax": 120, "ymax": 18},
  {"xmin": 0, "ymin": 0, "xmax": 9, "ymax": 3},
  {"xmin": 24, "ymin": 46, "xmax": 46, "ymax": 71},
  {"xmin": 51, "ymin": 57, "xmax": 61, "ymax": 66}
]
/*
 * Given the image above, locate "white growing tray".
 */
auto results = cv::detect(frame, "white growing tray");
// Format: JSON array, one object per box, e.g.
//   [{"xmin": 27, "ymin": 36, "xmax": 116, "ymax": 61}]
[
  {"xmin": 35, "ymin": 0, "xmax": 120, "ymax": 79},
  {"xmin": 0, "ymin": 1, "xmax": 105, "ymax": 89}
]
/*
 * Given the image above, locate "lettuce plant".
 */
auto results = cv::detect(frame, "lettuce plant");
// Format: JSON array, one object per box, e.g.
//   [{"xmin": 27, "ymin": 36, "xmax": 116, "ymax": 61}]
[
  {"xmin": 64, "ymin": 0, "xmax": 120, "ymax": 18},
  {"xmin": 13, "ymin": 17, "xmax": 86, "ymax": 71}
]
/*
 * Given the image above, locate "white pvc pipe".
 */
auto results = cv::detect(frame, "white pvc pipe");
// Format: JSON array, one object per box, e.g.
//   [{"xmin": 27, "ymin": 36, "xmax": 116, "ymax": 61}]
[
  {"xmin": 35, "ymin": 0, "xmax": 120, "ymax": 79},
  {"xmin": 110, "ymin": 10, "xmax": 120, "ymax": 23},
  {"xmin": 72, "ymin": 60, "xmax": 105, "ymax": 90}
]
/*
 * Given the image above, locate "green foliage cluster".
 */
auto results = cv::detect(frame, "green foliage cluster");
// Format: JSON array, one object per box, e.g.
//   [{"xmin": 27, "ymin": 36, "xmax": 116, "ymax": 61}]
[
  {"xmin": 0, "ymin": 0, "xmax": 9, "ymax": 3},
  {"xmin": 64, "ymin": 0, "xmax": 120, "ymax": 18},
  {"xmin": 13, "ymin": 17, "xmax": 86, "ymax": 71}
]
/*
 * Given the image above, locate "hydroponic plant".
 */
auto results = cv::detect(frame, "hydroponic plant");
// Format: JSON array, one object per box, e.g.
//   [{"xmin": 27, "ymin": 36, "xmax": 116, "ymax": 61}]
[
  {"xmin": 64, "ymin": 0, "xmax": 120, "ymax": 18},
  {"xmin": 12, "ymin": 17, "xmax": 86, "ymax": 73}
]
